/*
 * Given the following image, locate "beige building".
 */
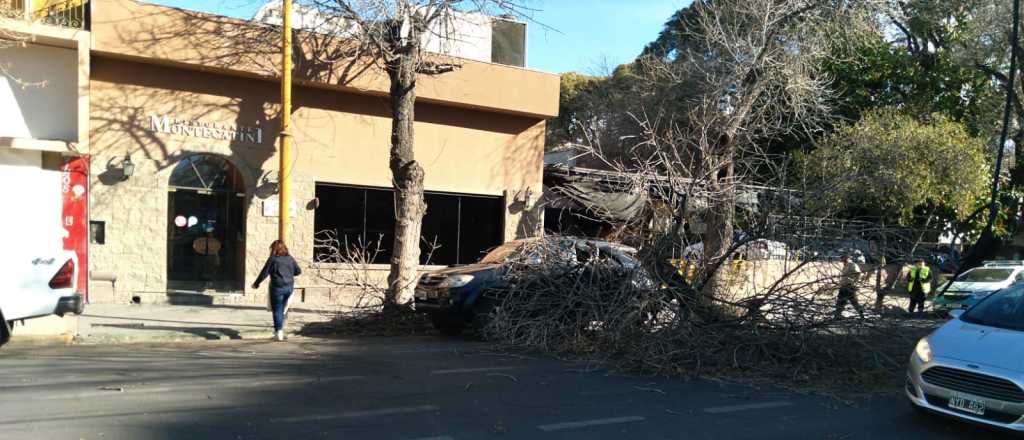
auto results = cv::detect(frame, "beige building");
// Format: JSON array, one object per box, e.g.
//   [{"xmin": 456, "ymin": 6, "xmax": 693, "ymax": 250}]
[{"xmin": 78, "ymin": 0, "xmax": 559, "ymax": 307}]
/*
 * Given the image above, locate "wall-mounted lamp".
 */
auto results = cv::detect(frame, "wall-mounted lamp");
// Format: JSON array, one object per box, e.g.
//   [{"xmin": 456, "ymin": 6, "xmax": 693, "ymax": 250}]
[
  {"xmin": 515, "ymin": 187, "xmax": 535, "ymax": 208},
  {"xmin": 121, "ymin": 154, "xmax": 135, "ymax": 181}
]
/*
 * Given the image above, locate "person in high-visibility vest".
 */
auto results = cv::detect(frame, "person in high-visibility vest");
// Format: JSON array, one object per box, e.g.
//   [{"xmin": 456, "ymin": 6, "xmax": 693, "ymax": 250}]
[{"xmin": 906, "ymin": 258, "xmax": 931, "ymax": 316}]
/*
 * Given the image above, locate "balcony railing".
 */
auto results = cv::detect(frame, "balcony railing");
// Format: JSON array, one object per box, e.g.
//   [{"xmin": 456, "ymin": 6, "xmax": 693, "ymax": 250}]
[{"xmin": 2, "ymin": 0, "xmax": 89, "ymax": 30}]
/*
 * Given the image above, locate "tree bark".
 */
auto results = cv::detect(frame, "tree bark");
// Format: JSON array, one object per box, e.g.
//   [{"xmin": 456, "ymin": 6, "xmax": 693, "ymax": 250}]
[
  {"xmin": 384, "ymin": 43, "xmax": 427, "ymax": 312},
  {"xmin": 700, "ymin": 152, "xmax": 735, "ymax": 302}
]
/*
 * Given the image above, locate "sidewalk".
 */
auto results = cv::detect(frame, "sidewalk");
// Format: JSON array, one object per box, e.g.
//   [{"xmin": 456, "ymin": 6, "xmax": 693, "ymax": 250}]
[
  {"xmin": 10, "ymin": 304, "xmax": 338, "ymax": 346},
  {"xmin": 76, "ymin": 304, "xmax": 336, "ymax": 344}
]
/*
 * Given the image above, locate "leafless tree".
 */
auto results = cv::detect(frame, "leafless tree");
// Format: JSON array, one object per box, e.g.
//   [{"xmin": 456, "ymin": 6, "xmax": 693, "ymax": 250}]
[
  {"xmin": 576, "ymin": 0, "xmax": 881, "ymax": 300},
  {"xmin": 480, "ymin": 0, "xmax": 952, "ymax": 392},
  {"xmin": 0, "ymin": 1, "xmax": 36, "ymax": 85},
  {"xmin": 297, "ymin": 0, "xmax": 536, "ymax": 311}
]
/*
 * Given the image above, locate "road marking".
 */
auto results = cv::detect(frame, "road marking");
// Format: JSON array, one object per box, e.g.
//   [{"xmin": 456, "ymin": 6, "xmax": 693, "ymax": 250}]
[
  {"xmin": 392, "ymin": 348, "xmax": 460, "ymax": 354},
  {"xmin": 272, "ymin": 405, "xmax": 439, "ymax": 423},
  {"xmin": 703, "ymin": 401, "xmax": 794, "ymax": 414},
  {"xmin": 28, "ymin": 375, "xmax": 366, "ymax": 400},
  {"xmin": 430, "ymin": 367, "xmax": 516, "ymax": 375},
  {"xmin": 538, "ymin": 416, "xmax": 646, "ymax": 432},
  {"xmin": 407, "ymin": 437, "xmax": 454, "ymax": 440}
]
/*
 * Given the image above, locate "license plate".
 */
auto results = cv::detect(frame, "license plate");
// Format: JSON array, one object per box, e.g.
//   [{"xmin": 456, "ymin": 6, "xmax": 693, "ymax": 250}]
[{"xmin": 948, "ymin": 393, "xmax": 986, "ymax": 416}]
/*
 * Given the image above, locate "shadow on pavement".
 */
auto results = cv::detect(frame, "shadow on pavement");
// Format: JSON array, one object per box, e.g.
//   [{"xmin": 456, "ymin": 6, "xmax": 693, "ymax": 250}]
[
  {"xmin": 90, "ymin": 323, "xmax": 244, "ymax": 340},
  {"xmin": 82, "ymin": 314, "xmax": 269, "ymax": 329},
  {"xmin": 296, "ymin": 310, "xmax": 441, "ymax": 338}
]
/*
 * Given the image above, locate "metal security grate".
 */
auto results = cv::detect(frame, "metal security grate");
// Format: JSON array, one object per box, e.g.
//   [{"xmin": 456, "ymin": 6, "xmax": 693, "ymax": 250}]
[{"xmin": 922, "ymin": 367, "xmax": 1024, "ymax": 403}]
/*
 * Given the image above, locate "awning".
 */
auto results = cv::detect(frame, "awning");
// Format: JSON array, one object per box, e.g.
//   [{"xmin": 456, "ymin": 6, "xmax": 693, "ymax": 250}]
[{"xmin": 544, "ymin": 172, "xmax": 647, "ymax": 222}]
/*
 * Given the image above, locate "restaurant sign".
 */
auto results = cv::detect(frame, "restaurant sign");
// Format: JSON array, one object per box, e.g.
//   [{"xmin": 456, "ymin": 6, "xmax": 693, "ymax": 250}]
[{"xmin": 149, "ymin": 115, "xmax": 264, "ymax": 145}]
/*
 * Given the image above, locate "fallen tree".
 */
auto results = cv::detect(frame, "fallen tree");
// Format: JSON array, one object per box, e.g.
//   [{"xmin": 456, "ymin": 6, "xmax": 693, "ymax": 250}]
[
  {"xmin": 481, "ymin": 0, "xmax": 942, "ymax": 393},
  {"xmin": 479, "ymin": 237, "xmax": 937, "ymax": 393}
]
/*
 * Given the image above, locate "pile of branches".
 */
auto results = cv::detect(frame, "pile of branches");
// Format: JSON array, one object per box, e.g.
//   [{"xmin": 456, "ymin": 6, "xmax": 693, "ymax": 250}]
[{"xmin": 479, "ymin": 240, "xmax": 935, "ymax": 393}]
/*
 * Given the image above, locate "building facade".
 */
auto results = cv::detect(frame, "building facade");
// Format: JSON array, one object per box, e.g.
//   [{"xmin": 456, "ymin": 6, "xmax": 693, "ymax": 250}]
[{"xmin": 77, "ymin": 0, "xmax": 558, "ymax": 307}]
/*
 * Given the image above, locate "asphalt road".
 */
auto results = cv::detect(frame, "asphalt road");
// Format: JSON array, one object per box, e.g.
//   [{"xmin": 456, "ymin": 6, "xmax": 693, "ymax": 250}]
[{"xmin": 0, "ymin": 336, "xmax": 1012, "ymax": 440}]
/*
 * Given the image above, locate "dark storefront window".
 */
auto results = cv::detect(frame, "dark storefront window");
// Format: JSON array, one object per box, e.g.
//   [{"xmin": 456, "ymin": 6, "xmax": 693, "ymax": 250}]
[
  {"xmin": 421, "ymin": 193, "xmax": 460, "ymax": 264},
  {"xmin": 544, "ymin": 208, "xmax": 613, "ymax": 239},
  {"xmin": 459, "ymin": 196, "xmax": 504, "ymax": 263},
  {"xmin": 314, "ymin": 184, "xmax": 503, "ymax": 265}
]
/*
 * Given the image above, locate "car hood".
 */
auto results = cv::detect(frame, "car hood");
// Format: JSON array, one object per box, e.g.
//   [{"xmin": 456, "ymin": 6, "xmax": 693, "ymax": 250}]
[
  {"xmin": 932, "ymin": 320, "xmax": 1024, "ymax": 372},
  {"xmin": 426, "ymin": 263, "xmax": 500, "ymax": 277},
  {"xmin": 944, "ymin": 281, "xmax": 1006, "ymax": 294}
]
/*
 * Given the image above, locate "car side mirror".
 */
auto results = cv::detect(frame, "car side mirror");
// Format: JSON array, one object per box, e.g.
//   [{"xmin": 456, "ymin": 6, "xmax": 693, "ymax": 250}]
[{"xmin": 949, "ymin": 309, "xmax": 965, "ymax": 320}]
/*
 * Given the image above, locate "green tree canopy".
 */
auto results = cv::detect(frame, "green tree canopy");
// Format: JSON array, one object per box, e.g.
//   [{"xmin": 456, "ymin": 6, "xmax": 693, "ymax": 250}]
[{"xmin": 801, "ymin": 108, "xmax": 990, "ymax": 226}]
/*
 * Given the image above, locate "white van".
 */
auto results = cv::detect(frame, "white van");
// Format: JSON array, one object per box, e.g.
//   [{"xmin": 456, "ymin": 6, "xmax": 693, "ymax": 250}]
[
  {"xmin": 0, "ymin": 149, "xmax": 87, "ymax": 347},
  {"xmin": 0, "ymin": 249, "xmax": 84, "ymax": 347}
]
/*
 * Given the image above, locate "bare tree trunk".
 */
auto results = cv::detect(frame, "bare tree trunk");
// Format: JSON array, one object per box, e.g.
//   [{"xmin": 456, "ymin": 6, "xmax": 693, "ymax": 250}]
[
  {"xmin": 701, "ymin": 154, "xmax": 735, "ymax": 301},
  {"xmin": 384, "ymin": 48, "xmax": 427, "ymax": 312}
]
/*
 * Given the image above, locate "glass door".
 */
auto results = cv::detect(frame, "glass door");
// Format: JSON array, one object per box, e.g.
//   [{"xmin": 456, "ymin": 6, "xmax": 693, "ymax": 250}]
[{"xmin": 166, "ymin": 155, "xmax": 246, "ymax": 292}]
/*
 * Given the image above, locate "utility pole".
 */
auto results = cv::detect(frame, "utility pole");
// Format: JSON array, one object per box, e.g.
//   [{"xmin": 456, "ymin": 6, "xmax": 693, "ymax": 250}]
[{"xmin": 279, "ymin": 0, "xmax": 293, "ymax": 243}]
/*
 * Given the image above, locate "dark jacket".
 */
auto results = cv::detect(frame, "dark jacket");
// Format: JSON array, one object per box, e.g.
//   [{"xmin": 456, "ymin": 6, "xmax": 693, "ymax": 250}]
[{"xmin": 255, "ymin": 255, "xmax": 301, "ymax": 288}]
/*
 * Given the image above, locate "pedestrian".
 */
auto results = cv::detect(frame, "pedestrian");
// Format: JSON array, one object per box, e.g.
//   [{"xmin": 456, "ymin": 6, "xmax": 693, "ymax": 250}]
[
  {"xmin": 252, "ymin": 240, "xmax": 301, "ymax": 341},
  {"xmin": 906, "ymin": 258, "xmax": 931, "ymax": 317},
  {"xmin": 835, "ymin": 254, "xmax": 865, "ymax": 319}
]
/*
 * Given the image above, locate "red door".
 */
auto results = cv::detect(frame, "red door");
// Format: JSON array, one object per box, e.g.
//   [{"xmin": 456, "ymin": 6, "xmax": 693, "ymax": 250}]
[{"xmin": 61, "ymin": 156, "xmax": 89, "ymax": 300}]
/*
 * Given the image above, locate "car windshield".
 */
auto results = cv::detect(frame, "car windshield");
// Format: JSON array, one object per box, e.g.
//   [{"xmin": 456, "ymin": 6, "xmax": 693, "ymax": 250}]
[
  {"xmin": 956, "ymin": 268, "xmax": 1014, "ymax": 283},
  {"xmin": 962, "ymin": 285, "xmax": 1024, "ymax": 331}
]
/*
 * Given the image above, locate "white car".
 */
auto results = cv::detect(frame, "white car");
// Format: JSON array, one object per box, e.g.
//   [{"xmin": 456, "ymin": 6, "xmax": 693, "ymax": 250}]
[
  {"xmin": 0, "ymin": 249, "xmax": 84, "ymax": 347},
  {"xmin": 933, "ymin": 261, "xmax": 1024, "ymax": 312},
  {"xmin": 682, "ymin": 239, "xmax": 790, "ymax": 261},
  {"xmin": 907, "ymin": 285, "xmax": 1024, "ymax": 431}
]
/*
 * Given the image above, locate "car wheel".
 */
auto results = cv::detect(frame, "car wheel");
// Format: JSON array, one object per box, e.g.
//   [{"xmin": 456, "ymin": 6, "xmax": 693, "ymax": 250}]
[
  {"xmin": 429, "ymin": 312, "xmax": 466, "ymax": 336},
  {"xmin": 470, "ymin": 296, "xmax": 499, "ymax": 330}
]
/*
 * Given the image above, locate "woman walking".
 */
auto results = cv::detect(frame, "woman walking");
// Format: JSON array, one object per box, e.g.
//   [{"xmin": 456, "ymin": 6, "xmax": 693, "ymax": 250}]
[{"xmin": 252, "ymin": 240, "xmax": 301, "ymax": 341}]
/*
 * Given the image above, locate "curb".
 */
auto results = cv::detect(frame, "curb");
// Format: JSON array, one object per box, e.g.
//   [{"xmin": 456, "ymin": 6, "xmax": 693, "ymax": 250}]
[
  {"xmin": 71, "ymin": 329, "xmax": 302, "ymax": 345},
  {"xmin": 3, "ymin": 334, "xmax": 76, "ymax": 349}
]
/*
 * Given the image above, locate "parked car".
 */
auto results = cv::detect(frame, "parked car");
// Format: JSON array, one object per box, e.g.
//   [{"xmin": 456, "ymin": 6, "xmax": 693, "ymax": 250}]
[
  {"xmin": 0, "ymin": 249, "xmax": 85, "ymax": 348},
  {"xmin": 414, "ymin": 237, "xmax": 650, "ymax": 335},
  {"xmin": 906, "ymin": 285, "xmax": 1024, "ymax": 431},
  {"xmin": 933, "ymin": 261, "xmax": 1024, "ymax": 312},
  {"xmin": 682, "ymin": 239, "xmax": 791, "ymax": 261},
  {"xmin": 738, "ymin": 239, "xmax": 790, "ymax": 260}
]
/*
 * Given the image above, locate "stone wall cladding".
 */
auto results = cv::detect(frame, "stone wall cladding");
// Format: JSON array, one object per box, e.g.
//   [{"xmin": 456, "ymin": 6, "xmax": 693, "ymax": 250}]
[
  {"xmin": 245, "ymin": 177, "xmax": 315, "ymax": 296},
  {"xmin": 88, "ymin": 152, "xmax": 171, "ymax": 303}
]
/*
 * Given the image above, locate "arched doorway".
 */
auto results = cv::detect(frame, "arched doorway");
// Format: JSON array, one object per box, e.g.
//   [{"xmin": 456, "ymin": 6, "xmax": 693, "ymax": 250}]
[{"xmin": 167, "ymin": 155, "xmax": 246, "ymax": 292}]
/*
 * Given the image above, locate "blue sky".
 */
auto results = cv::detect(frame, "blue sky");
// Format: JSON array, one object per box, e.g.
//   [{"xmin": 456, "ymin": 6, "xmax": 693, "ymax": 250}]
[{"xmin": 149, "ymin": 0, "xmax": 689, "ymax": 74}]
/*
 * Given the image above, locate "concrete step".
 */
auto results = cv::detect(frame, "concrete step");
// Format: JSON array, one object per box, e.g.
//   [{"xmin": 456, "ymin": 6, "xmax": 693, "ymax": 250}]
[{"xmin": 129, "ymin": 291, "xmax": 247, "ymax": 306}]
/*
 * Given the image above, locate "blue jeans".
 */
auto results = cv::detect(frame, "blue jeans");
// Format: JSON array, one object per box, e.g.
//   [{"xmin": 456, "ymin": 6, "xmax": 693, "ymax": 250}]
[{"xmin": 269, "ymin": 285, "xmax": 293, "ymax": 331}]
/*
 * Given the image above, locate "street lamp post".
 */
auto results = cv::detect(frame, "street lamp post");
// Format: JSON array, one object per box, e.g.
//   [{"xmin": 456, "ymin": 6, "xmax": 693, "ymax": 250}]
[{"xmin": 279, "ymin": 0, "xmax": 293, "ymax": 244}]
